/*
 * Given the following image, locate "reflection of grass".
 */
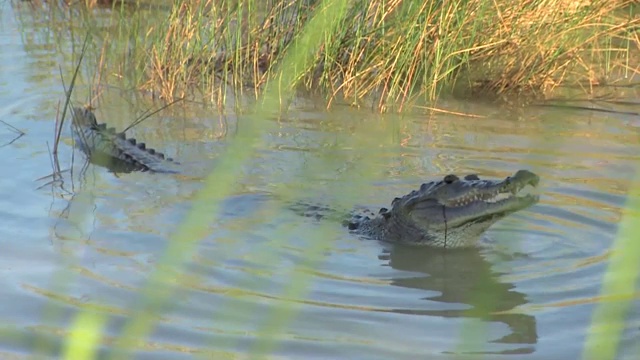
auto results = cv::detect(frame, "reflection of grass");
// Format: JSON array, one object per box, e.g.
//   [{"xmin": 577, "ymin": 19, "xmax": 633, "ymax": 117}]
[
  {"xmin": 19, "ymin": 0, "xmax": 640, "ymax": 112},
  {"xmin": 583, "ymin": 168, "xmax": 640, "ymax": 360}
]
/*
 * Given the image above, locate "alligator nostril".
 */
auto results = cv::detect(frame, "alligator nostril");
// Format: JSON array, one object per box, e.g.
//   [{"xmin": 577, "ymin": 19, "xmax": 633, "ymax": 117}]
[
  {"xmin": 444, "ymin": 174, "xmax": 459, "ymax": 184},
  {"xmin": 464, "ymin": 174, "xmax": 479, "ymax": 180}
]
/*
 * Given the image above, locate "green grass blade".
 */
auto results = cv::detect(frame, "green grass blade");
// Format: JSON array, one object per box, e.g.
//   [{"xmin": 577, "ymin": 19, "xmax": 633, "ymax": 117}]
[{"xmin": 583, "ymin": 167, "xmax": 640, "ymax": 360}]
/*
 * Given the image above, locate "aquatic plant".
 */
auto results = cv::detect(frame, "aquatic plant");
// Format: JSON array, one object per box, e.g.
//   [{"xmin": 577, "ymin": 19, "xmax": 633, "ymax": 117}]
[
  {"xmin": 19, "ymin": 0, "xmax": 640, "ymax": 112},
  {"xmin": 139, "ymin": 0, "xmax": 640, "ymax": 111}
]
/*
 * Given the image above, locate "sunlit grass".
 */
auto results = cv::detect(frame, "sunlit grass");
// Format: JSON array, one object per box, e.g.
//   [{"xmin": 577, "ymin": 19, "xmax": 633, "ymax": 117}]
[
  {"xmin": 16, "ymin": 0, "xmax": 640, "ymax": 112},
  {"xmin": 62, "ymin": 311, "xmax": 107, "ymax": 360},
  {"xmin": 142, "ymin": 0, "xmax": 640, "ymax": 111}
]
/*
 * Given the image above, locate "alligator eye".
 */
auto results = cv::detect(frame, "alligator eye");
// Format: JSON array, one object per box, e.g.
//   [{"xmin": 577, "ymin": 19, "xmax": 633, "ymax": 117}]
[
  {"xmin": 443, "ymin": 174, "xmax": 459, "ymax": 184},
  {"xmin": 464, "ymin": 174, "xmax": 479, "ymax": 180}
]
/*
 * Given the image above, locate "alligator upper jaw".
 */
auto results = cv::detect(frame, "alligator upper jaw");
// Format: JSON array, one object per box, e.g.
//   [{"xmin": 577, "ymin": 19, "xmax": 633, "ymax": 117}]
[{"xmin": 442, "ymin": 177, "xmax": 540, "ymax": 226}]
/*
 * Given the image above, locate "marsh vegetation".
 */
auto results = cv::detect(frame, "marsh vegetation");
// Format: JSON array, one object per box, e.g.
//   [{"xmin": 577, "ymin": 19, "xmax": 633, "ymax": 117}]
[{"xmin": 20, "ymin": 0, "xmax": 640, "ymax": 111}]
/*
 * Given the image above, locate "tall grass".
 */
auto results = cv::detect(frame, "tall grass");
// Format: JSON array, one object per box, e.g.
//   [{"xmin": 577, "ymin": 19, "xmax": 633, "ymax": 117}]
[
  {"xmin": 131, "ymin": 0, "xmax": 639, "ymax": 111},
  {"xmin": 19, "ymin": 0, "xmax": 639, "ymax": 112}
]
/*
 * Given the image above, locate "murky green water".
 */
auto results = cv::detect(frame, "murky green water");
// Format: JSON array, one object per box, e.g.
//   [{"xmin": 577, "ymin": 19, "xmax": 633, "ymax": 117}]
[{"xmin": 2, "ymin": 2, "xmax": 639, "ymax": 359}]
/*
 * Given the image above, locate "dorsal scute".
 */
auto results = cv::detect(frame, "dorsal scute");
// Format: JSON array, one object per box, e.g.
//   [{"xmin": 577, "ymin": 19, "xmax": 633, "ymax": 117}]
[
  {"xmin": 72, "ymin": 106, "xmax": 179, "ymax": 173},
  {"xmin": 391, "ymin": 197, "xmax": 401, "ymax": 206},
  {"xmin": 418, "ymin": 180, "xmax": 440, "ymax": 193}
]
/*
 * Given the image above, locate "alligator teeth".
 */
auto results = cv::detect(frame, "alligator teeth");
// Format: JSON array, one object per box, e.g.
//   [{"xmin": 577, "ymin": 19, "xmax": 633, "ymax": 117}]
[
  {"xmin": 485, "ymin": 192, "xmax": 512, "ymax": 203},
  {"xmin": 449, "ymin": 190, "xmax": 516, "ymax": 207}
]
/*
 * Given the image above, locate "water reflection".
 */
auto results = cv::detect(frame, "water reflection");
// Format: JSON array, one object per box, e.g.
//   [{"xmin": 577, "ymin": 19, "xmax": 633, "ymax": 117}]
[{"xmin": 379, "ymin": 244, "xmax": 537, "ymax": 354}]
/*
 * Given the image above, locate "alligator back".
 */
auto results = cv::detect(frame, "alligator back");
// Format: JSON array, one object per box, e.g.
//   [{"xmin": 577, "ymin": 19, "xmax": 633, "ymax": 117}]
[{"xmin": 71, "ymin": 106, "xmax": 180, "ymax": 174}]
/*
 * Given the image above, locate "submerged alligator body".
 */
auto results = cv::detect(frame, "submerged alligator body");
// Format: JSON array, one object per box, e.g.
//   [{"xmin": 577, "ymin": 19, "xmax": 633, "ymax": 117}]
[
  {"xmin": 70, "ymin": 106, "xmax": 181, "ymax": 174},
  {"xmin": 70, "ymin": 106, "xmax": 540, "ymax": 248}
]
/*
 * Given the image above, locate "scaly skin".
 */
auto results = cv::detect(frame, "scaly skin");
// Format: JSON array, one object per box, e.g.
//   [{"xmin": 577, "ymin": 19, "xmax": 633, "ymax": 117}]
[
  {"xmin": 70, "ymin": 106, "xmax": 180, "ymax": 174},
  {"xmin": 344, "ymin": 170, "xmax": 540, "ymax": 247}
]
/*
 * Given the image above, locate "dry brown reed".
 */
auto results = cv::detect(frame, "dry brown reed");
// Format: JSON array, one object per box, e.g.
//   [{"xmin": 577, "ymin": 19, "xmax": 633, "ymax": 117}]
[{"xmin": 31, "ymin": 0, "xmax": 640, "ymax": 111}]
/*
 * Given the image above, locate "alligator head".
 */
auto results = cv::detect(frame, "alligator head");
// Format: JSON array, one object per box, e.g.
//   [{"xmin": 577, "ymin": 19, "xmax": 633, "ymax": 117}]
[{"xmin": 351, "ymin": 170, "xmax": 540, "ymax": 248}]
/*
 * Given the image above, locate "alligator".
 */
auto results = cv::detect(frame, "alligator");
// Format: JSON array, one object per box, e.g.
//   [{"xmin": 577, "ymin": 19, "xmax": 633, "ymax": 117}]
[
  {"xmin": 70, "ymin": 106, "xmax": 181, "ymax": 174},
  {"xmin": 69, "ymin": 106, "xmax": 540, "ymax": 248},
  {"xmin": 294, "ymin": 170, "xmax": 540, "ymax": 248}
]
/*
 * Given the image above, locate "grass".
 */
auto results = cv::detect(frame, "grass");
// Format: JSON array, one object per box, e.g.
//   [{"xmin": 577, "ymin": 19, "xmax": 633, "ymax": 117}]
[
  {"xmin": 146, "ymin": 0, "xmax": 640, "ymax": 111},
  {"xmin": 583, "ymin": 171, "xmax": 640, "ymax": 360},
  {"xmin": 17, "ymin": 0, "xmax": 640, "ymax": 112},
  {"xmin": 60, "ymin": 1, "xmax": 357, "ymax": 359}
]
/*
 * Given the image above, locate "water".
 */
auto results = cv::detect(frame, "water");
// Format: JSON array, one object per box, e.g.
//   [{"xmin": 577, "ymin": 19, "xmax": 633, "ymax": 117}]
[{"xmin": 2, "ymin": 2, "xmax": 639, "ymax": 359}]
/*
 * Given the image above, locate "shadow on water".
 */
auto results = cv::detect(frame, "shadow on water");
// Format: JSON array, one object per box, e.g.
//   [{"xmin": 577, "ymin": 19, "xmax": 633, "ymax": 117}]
[{"xmin": 379, "ymin": 244, "xmax": 537, "ymax": 354}]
